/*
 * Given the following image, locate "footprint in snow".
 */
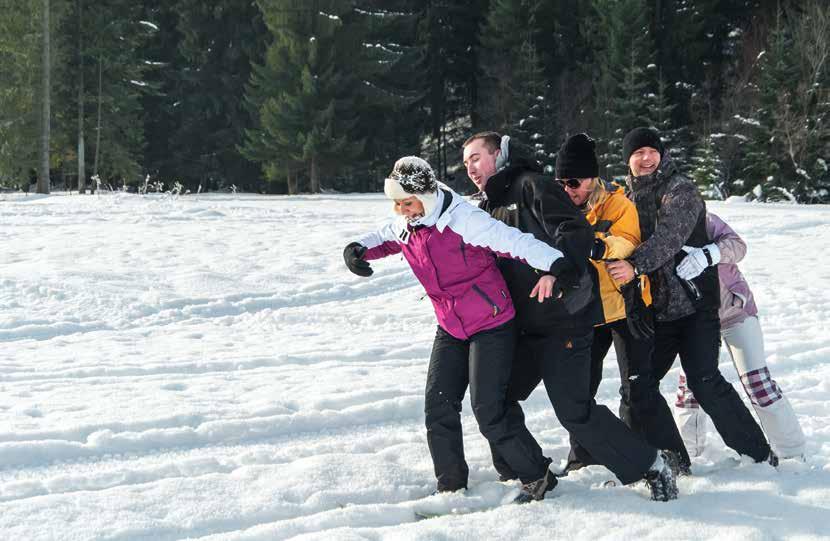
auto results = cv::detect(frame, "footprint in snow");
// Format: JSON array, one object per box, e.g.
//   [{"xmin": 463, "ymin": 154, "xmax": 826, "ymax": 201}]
[{"xmin": 161, "ymin": 382, "xmax": 187, "ymax": 391}]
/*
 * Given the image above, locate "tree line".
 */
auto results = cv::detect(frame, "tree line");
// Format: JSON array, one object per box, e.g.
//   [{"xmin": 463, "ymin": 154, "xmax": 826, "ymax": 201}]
[{"xmin": 1, "ymin": 0, "xmax": 827, "ymax": 202}]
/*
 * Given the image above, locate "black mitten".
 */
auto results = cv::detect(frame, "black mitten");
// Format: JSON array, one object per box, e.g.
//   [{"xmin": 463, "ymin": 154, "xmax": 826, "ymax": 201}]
[
  {"xmin": 343, "ymin": 242, "xmax": 373, "ymax": 277},
  {"xmin": 620, "ymin": 280, "xmax": 654, "ymax": 340},
  {"xmin": 549, "ymin": 258, "xmax": 580, "ymax": 298}
]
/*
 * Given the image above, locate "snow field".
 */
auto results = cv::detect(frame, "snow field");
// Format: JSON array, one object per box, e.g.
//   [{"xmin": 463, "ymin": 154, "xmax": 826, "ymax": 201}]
[{"xmin": 0, "ymin": 192, "xmax": 829, "ymax": 540}]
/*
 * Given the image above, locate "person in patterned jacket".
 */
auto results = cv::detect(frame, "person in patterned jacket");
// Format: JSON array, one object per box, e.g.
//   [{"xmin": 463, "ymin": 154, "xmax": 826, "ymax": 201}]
[
  {"xmin": 674, "ymin": 212, "xmax": 806, "ymax": 461},
  {"xmin": 606, "ymin": 127, "xmax": 773, "ymax": 465},
  {"xmin": 343, "ymin": 156, "xmax": 566, "ymax": 503}
]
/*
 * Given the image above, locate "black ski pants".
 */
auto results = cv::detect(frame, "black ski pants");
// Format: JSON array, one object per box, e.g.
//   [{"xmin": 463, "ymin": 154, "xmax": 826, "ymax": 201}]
[
  {"xmin": 651, "ymin": 309, "xmax": 770, "ymax": 462},
  {"xmin": 490, "ymin": 326, "xmax": 658, "ymax": 485},
  {"xmin": 568, "ymin": 318, "xmax": 690, "ymax": 468},
  {"xmin": 424, "ymin": 320, "xmax": 548, "ymax": 492}
]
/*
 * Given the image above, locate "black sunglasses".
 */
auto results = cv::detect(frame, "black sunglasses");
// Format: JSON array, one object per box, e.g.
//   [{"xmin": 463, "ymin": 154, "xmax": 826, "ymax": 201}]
[{"xmin": 558, "ymin": 178, "xmax": 583, "ymax": 189}]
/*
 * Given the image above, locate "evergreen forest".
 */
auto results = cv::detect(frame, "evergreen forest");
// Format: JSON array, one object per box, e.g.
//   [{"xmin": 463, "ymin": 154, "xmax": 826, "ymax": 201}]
[{"xmin": 1, "ymin": 0, "xmax": 828, "ymax": 202}]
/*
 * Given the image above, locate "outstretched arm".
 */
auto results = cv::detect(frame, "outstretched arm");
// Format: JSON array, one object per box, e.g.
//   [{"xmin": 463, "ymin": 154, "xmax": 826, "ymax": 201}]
[
  {"xmin": 450, "ymin": 201, "xmax": 563, "ymax": 273},
  {"xmin": 358, "ymin": 222, "xmax": 403, "ymax": 260}
]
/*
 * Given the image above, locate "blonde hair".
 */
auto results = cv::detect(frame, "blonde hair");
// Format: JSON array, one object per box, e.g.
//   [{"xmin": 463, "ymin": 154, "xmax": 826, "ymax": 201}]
[{"xmin": 585, "ymin": 178, "xmax": 608, "ymax": 210}]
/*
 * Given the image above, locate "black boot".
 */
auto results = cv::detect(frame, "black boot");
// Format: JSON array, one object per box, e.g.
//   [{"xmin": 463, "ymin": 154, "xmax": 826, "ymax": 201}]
[
  {"xmin": 513, "ymin": 468, "xmax": 558, "ymax": 504},
  {"xmin": 663, "ymin": 449, "xmax": 692, "ymax": 477},
  {"xmin": 644, "ymin": 452, "xmax": 678, "ymax": 502}
]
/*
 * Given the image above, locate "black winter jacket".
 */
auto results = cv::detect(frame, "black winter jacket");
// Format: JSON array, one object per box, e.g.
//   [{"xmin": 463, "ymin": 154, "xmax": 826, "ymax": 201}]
[
  {"xmin": 627, "ymin": 154, "xmax": 720, "ymax": 322},
  {"xmin": 480, "ymin": 140, "xmax": 600, "ymax": 333}
]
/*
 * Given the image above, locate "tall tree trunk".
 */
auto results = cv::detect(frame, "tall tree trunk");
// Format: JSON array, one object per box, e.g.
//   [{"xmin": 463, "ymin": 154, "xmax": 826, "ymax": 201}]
[
  {"xmin": 287, "ymin": 170, "xmax": 297, "ymax": 195},
  {"xmin": 77, "ymin": 0, "xmax": 86, "ymax": 194},
  {"xmin": 37, "ymin": 0, "xmax": 51, "ymax": 194},
  {"xmin": 93, "ymin": 54, "xmax": 102, "ymax": 181},
  {"xmin": 310, "ymin": 157, "xmax": 319, "ymax": 193}
]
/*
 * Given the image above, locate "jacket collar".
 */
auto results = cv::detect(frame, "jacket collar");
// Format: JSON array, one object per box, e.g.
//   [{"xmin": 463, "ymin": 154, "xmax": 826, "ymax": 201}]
[{"xmin": 482, "ymin": 138, "xmax": 543, "ymax": 206}]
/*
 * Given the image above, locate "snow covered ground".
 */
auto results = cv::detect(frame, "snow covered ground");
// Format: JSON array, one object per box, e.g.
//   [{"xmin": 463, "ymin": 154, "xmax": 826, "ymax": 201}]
[{"xmin": 1, "ymin": 191, "xmax": 829, "ymax": 540}]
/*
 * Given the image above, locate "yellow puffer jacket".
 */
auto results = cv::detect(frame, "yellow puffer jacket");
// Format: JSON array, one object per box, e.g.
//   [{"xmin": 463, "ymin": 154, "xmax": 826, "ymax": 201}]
[{"xmin": 585, "ymin": 182, "xmax": 652, "ymax": 325}]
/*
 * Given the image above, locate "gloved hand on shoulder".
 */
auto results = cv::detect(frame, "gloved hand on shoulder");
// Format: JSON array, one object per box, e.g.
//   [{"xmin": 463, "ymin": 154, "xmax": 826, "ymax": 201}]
[
  {"xmin": 676, "ymin": 244, "xmax": 721, "ymax": 280},
  {"xmin": 620, "ymin": 280, "xmax": 654, "ymax": 340},
  {"xmin": 343, "ymin": 242, "xmax": 373, "ymax": 277}
]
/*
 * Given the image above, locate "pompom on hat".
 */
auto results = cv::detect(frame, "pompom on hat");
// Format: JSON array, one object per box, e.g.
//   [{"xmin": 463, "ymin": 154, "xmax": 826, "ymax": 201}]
[{"xmin": 384, "ymin": 156, "xmax": 439, "ymax": 217}]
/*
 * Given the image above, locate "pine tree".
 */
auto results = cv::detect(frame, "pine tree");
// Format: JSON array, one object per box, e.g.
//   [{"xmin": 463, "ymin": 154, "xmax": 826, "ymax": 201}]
[
  {"xmin": 0, "ymin": 1, "xmax": 41, "ymax": 188},
  {"xmin": 243, "ymin": 1, "xmax": 365, "ymax": 193},
  {"xmin": 648, "ymin": 72, "xmax": 689, "ymax": 172},
  {"xmin": 414, "ymin": 0, "xmax": 486, "ymax": 188},
  {"xmin": 741, "ymin": 7, "xmax": 798, "ymax": 201},
  {"xmin": 478, "ymin": 0, "xmax": 561, "ymax": 171},
  {"xmin": 160, "ymin": 0, "xmax": 269, "ymax": 192},
  {"xmin": 58, "ymin": 0, "xmax": 154, "ymax": 189},
  {"xmin": 591, "ymin": 0, "xmax": 658, "ymax": 180},
  {"xmin": 690, "ymin": 134, "xmax": 724, "ymax": 199},
  {"xmin": 346, "ymin": 1, "xmax": 422, "ymax": 192}
]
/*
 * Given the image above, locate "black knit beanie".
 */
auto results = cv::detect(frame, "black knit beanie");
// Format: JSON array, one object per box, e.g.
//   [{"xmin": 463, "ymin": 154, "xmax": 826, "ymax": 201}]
[
  {"xmin": 622, "ymin": 127, "xmax": 664, "ymax": 164},
  {"xmin": 555, "ymin": 133, "xmax": 599, "ymax": 179}
]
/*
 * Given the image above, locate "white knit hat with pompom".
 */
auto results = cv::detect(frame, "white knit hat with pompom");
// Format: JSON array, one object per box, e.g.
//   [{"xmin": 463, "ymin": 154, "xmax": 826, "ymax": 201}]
[{"xmin": 384, "ymin": 156, "xmax": 439, "ymax": 217}]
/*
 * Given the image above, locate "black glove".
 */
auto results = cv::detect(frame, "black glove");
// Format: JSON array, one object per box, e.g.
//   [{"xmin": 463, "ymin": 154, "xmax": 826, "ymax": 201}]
[
  {"xmin": 549, "ymin": 258, "xmax": 580, "ymax": 298},
  {"xmin": 590, "ymin": 238, "xmax": 606, "ymax": 260},
  {"xmin": 620, "ymin": 280, "xmax": 654, "ymax": 340},
  {"xmin": 343, "ymin": 242, "xmax": 373, "ymax": 277}
]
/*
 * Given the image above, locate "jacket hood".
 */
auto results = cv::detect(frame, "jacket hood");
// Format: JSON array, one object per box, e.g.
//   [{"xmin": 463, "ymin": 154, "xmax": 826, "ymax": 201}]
[{"xmin": 483, "ymin": 138, "xmax": 543, "ymax": 205}]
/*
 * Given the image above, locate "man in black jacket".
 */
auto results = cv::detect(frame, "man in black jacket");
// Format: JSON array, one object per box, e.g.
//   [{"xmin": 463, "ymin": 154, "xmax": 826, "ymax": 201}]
[
  {"xmin": 607, "ymin": 127, "xmax": 772, "ymax": 465},
  {"xmin": 463, "ymin": 131, "xmax": 677, "ymax": 500}
]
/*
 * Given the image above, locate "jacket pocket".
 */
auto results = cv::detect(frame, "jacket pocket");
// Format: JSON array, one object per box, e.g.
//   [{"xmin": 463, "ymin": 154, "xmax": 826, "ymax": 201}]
[{"xmin": 472, "ymin": 284, "xmax": 500, "ymax": 317}]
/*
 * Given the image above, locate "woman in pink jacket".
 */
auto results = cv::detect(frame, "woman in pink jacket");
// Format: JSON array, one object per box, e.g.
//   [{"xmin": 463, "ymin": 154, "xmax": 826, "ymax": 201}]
[
  {"xmin": 674, "ymin": 212, "xmax": 806, "ymax": 461},
  {"xmin": 345, "ymin": 156, "xmax": 561, "ymax": 503},
  {"xmin": 343, "ymin": 156, "xmax": 676, "ymax": 503}
]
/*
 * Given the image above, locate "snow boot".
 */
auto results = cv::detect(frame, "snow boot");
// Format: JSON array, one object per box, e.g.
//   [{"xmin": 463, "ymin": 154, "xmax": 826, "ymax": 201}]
[
  {"xmin": 562, "ymin": 458, "xmax": 589, "ymax": 475},
  {"xmin": 644, "ymin": 451, "xmax": 678, "ymax": 502},
  {"xmin": 663, "ymin": 449, "xmax": 692, "ymax": 477},
  {"xmin": 513, "ymin": 468, "xmax": 558, "ymax": 504}
]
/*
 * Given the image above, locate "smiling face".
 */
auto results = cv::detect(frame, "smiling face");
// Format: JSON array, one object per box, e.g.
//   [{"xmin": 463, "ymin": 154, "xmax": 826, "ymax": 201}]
[
  {"xmin": 628, "ymin": 146, "xmax": 661, "ymax": 176},
  {"xmin": 394, "ymin": 196, "xmax": 425, "ymax": 221},
  {"xmin": 463, "ymin": 138, "xmax": 500, "ymax": 192}
]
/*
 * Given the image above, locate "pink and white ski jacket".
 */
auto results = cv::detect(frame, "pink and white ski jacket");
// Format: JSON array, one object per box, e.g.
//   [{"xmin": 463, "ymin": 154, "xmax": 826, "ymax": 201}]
[{"xmin": 358, "ymin": 190, "xmax": 563, "ymax": 340}]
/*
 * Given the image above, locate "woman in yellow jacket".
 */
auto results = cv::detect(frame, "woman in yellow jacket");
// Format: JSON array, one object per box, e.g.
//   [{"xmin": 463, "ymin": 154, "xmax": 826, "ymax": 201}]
[{"xmin": 554, "ymin": 134, "xmax": 690, "ymax": 476}]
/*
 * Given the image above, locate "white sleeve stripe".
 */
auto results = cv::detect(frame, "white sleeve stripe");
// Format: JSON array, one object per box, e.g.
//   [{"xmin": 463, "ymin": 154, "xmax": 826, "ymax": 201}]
[{"xmin": 358, "ymin": 222, "xmax": 400, "ymax": 249}]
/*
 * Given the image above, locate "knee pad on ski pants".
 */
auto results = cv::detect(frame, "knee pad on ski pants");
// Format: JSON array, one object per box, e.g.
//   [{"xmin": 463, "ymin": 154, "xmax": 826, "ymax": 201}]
[{"xmin": 739, "ymin": 367, "xmax": 782, "ymax": 407}]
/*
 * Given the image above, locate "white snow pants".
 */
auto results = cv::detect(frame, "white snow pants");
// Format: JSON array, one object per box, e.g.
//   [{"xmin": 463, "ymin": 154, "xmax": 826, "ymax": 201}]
[{"xmin": 675, "ymin": 316, "xmax": 805, "ymax": 458}]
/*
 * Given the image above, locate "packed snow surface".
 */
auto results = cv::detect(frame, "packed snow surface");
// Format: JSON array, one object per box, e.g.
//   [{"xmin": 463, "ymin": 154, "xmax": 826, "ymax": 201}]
[{"xmin": 1, "ymin": 192, "xmax": 829, "ymax": 540}]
